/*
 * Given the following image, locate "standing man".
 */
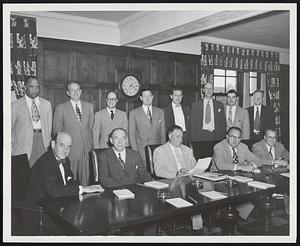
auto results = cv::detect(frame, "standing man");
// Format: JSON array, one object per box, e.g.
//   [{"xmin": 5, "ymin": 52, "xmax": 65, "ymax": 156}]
[
  {"xmin": 247, "ymin": 89, "xmax": 275, "ymax": 141},
  {"xmin": 11, "ymin": 76, "xmax": 52, "ymax": 167},
  {"xmin": 93, "ymin": 90, "xmax": 128, "ymax": 148},
  {"xmin": 252, "ymin": 128, "xmax": 289, "ymax": 167},
  {"xmin": 190, "ymin": 82, "xmax": 226, "ymax": 141},
  {"xmin": 163, "ymin": 86, "xmax": 191, "ymax": 145},
  {"xmin": 211, "ymin": 126, "xmax": 261, "ymax": 172},
  {"xmin": 53, "ymin": 81, "xmax": 94, "ymax": 186},
  {"xmin": 225, "ymin": 90, "xmax": 250, "ymax": 140},
  {"xmin": 129, "ymin": 88, "xmax": 166, "ymax": 163}
]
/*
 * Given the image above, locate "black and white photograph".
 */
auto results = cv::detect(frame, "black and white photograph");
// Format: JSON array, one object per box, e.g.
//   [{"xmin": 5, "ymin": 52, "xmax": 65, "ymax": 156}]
[{"xmin": 3, "ymin": 2, "xmax": 297, "ymax": 243}]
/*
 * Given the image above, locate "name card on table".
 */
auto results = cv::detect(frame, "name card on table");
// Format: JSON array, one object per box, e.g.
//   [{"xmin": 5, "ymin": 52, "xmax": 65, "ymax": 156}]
[
  {"xmin": 144, "ymin": 181, "xmax": 169, "ymax": 189},
  {"xmin": 166, "ymin": 198, "xmax": 193, "ymax": 208},
  {"xmin": 229, "ymin": 175, "xmax": 254, "ymax": 183},
  {"xmin": 200, "ymin": 191, "xmax": 227, "ymax": 200},
  {"xmin": 113, "ymin": 189, "xmax": 135, "ymax": 199},
  {"xmin": 247, "ymin": 181, "xmax": 275, "ymax": 190}
]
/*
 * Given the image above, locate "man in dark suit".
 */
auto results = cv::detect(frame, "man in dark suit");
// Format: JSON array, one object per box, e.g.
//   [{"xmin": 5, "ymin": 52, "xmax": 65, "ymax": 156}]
[
  {"xmin": 190, "ymin": 82, "xmax": 226, "ymax": 141},
  {"xmin": 247, "ymin": 89, "xmax": 275, "ymax": 141},
  {"xmin": 26, "ymin": 132, "xmax": 103, "ymax": 205},
  {"xmin": 163, "ymin": 86, "xmax": 191, "ymax": 145},
  {"xmin": 98, "ymin": 128, "xmax": 151, "ymax": 189}
]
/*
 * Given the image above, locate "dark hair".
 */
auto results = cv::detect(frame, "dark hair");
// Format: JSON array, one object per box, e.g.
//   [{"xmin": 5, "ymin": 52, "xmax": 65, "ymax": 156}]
[
  {"xmin": 227, "ymin": 126, "xmax": 242, "ymax": 135},
  {"xmin": 226, "ymin": 89, "xmax": 238, "ymax": 97},
  {"xmin": 264, "ymin": 128, "xmax": 277, "ymax": 136},
  {"xmin": 140, "ymin": 87, "xmax": 153, "ymax": 96},
  {"xmin": 24, "ymin": 75, "xmax": 39, "ymax": 85},
  {"xmin": 167, "ymin": 125, "xmax": 183, "ymax": 136},
  {"xmin": 66, "ymin": 80, "xmax": 81, "ymax": 91},
  {"xmin": 170, "ymin": 86, "xmax": 183, "ymax": 95},
  {"xmin": 109, "ymin": 128, "xmax": 127, "ymax": 139},
  {"xmin": 106, "ymin": 90, "xmax": 118, "ymax": 100},
  {"xmin": 253, "ymin": 89, "xmax": 265, "ymax": 96}
]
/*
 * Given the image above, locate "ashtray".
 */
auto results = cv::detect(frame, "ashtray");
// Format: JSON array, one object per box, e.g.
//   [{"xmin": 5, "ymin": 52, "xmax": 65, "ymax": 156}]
[
  {"xmin": 192, "ymin": 179, "xmax": 204, "ymax": 189},
  {"xmin": 225, "ymin": 177, "xmax": 238, "ymax": 187}
]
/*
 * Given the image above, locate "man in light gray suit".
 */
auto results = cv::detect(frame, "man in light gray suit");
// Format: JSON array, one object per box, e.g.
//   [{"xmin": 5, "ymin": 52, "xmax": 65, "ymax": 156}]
[
  {"xmin": 225, "ymin": 90, "xmax": 250, "ymax": 139},
  {"xmin": 12, "ymin": 76, "xmax": 52, "ymax": 167},
  {"xmin": 129, "ymin": 88, "xmax": 166, "ymax": 163},
  {"xmin": 53, "ymin": 81, "xmax": 94, "ymax": 186},
  {"xmin": 93, "ymin": 90, "xmax": 128, "ymax": 148}
]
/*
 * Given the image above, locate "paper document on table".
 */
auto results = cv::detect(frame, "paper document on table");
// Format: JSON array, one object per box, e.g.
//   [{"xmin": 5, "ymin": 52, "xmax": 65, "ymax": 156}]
[
  {"xmin": 193, "ymin": 172, "xmax": 227, "ymax": 181},
  {"xmin": 230, "ymin": 175, "xmax": 253, "ymax": 183},
  {"xmin": 113, "ymin": 189, "xmax": 135, "ymax": 199},
  {"xmin": 200, "ymin": 191, "xmax": 227, "ymax": 200},
  {"xmin": 188, "ymin": 157, "xmax": 212, "ymax": 175},
  {"xmin": 280, "ymin": 173, "xmax": 289, "ymax": 178},
  {"xmin": 247, "ymin": 181, "xmax": 275, "ymax": 190},
  {"xmin": 144, "ymin": 181, "xmax": 169, "ymax": 189},
  {"xmin": 166, "ymin": 198, "xmax": 193, "ymax": 208}
]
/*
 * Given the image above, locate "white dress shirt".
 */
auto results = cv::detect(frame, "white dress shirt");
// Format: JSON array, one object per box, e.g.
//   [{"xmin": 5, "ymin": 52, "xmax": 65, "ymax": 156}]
[
  {"xmin": 202, "ymin": 98, "xmax": 215, "ymax": 131},
  {"xmin": 25, "ymin": 95, "xmax": 41, "ymax": 129},
  {"xmin": 172, "ymin": 102, "xmax": 186, "ymax": 131},
  {"xmin": 169, "ymin": 143, "xmax": 183, "ymax": 171}
]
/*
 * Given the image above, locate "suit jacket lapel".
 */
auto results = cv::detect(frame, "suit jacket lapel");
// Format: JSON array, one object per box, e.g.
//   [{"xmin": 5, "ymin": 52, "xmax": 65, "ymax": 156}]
[
  {"xmin": 68, "ymin": 101, "xmax": 81, "ymax": 126},
  {"xmin": 139, "ymin": 106, "xmax": 151, "ymax": 128},
  {"xmin": 168, "ymin": 104, "xmax": 175, "ymax": 125},
  {"xmin": 21, "ymin": 97, "xmax": 33, "ymax": 128}
]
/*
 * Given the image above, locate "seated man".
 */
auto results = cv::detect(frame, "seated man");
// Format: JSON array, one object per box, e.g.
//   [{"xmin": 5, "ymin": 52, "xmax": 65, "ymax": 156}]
[
  {"xmin": 252, "ymin": 128, "xmax": 289, "ymax": 167},
  {"xmin": 98, "ymin": 128, "xmax": 151, "ymax": 189},
  {"xmin": 211, "ymin": 126, "xmax": 261, "ymax": 172},
  {"xmin": 153, "ymin": 125, "xmax": 196, "ymax": 179}
]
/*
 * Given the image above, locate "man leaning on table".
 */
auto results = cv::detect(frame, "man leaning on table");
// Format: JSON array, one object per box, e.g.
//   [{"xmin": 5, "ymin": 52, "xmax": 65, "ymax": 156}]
[
  {"xmin": 211, "ymin": 126, "xmax": 261, "ymax": 172},
  {"xmin": 252, "ymin": 128, "xmax": 289, "ymax": 168}
]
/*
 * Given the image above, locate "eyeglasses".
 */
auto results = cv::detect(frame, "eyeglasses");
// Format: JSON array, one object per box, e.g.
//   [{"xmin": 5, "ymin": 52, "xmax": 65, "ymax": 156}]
[{"xmin": 228, "ymin": 135, "xmax": 241, "ymax": 140}]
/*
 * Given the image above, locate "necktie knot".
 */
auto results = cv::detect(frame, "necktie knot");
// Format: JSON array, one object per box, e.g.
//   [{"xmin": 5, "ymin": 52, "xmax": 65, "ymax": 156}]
[{"xmin": 268, "ymin": 147, "xmax": 274, "ymax": 160}]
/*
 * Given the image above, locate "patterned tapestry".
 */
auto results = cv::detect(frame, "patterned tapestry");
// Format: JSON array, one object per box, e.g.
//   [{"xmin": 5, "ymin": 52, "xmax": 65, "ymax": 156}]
[
  {"xmin": 200, "ymin": 41, "xmax": 281, "ymax": 138},
  {"xmin": 10, "ymin": 15, "xmax": 38, "ymax": 98}
]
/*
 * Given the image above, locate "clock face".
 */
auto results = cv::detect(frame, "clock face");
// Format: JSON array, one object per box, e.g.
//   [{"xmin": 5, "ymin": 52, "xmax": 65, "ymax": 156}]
[{"xmin": 121, "ymin": 75, "xmax": 140, "ymax": 97}]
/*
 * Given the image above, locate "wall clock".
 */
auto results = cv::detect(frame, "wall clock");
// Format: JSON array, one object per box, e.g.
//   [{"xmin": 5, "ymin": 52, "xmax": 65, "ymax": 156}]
[{"xmin": 120, "ymin": 75, "xmax": 141, "ymax": 98}]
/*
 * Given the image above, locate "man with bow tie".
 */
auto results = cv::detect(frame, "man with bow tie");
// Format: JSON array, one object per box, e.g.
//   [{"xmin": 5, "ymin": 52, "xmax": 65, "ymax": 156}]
[
  {"xmin": 163, "ymin": 86, "xmax": 191, "ymax": 145},
  {"xmin": 12, "ymin": 76, "xmax": 52, "ymax": 167}
]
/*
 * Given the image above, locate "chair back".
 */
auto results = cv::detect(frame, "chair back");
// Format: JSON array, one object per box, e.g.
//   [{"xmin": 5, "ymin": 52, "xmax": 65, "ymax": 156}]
[
  {"xmin": 145, "ymin": 144, "xmax": 162, "ymax": 180},
  {"xmin": 89, "ymin": 148, "xmax": 108, "ymax": 184},
  {"xmin": 11, "ymin": 154, "xmax": 30, "ymax": 203}
]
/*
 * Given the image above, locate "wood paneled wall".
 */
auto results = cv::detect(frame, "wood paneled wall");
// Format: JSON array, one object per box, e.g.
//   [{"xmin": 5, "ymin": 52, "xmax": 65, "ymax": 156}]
[{"xmin": 37, "ymin": 37, "xmax": 201, "ymax": 114}]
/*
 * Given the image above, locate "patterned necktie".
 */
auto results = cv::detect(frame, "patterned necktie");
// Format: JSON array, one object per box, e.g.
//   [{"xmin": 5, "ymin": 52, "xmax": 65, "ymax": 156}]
[
  {"xmin": 147, "ymin": 107, "xmax": 152, "ymax": 124},
  {"xmin": 205, "ymin": 101, "xmax": 211, "ymax": 124},
  {"xmin": 254, "ymin": 107, "xmax": 260, "ymax": 131},
  {"xmin": 118, "ymin": 152, "xmax": 125, "ymax": 171},
  {"xmin": 232, "ymin": 147, "xmax": 239, "ymax": 164},
  {"xmin": 269, "ymin": 147, "xmax": 274, "ymax": 160},
  {"xmin": 31, "ymin": 99, "xmax": 40, "ymax": 122},
  {"xmin": 110, "ymin": 110, "xmax": 114, "ymax": 120},
  {"xmin": 75, "ymin": 103, "xmax": 82, "ymax": 123},
  {"xmin": 228, "ymin": 106, "xmax": 233, "ymax": 126}
]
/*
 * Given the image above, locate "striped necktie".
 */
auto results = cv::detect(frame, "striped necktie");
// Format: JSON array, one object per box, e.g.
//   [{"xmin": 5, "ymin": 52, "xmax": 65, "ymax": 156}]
[
  {"xmin": 75, "ymin": 103, "xmax": 82, "ymax": 123},
  {"xmin": 232, "ymin": 147, "xmax": 239, "ymax": 164}
]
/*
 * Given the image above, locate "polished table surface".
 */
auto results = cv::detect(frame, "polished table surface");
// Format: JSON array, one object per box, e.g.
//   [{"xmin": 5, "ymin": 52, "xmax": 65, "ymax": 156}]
[{"xmin": 39, "ymin": 166, "xmax": 289, "ymax": 235}]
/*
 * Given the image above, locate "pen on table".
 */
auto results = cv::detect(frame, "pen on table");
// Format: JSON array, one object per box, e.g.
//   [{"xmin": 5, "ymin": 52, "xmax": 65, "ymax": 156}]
[{"xmin": 188, "ymin": 196, "xmax": 198, "ymax": 204}]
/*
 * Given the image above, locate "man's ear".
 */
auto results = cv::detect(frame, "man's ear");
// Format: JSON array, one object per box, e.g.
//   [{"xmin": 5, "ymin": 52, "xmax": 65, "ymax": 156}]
[
  {"xmin": 50, "ymin": 140, "xmax": 55, "ymax": 149},
  {"xmin": 66, "ymin": 91, "xmax": 70, "ymax": 97},
  {"xmin": 109, "ymin": 137, "xmax": 113, "ymax": 145},
  {"xmin": 139, "ymin": 96, "xmax": 142, "ymax": 102},
  {"xmin": 170, "ymin": 95, "xmax": 173, "ymax": 100}
]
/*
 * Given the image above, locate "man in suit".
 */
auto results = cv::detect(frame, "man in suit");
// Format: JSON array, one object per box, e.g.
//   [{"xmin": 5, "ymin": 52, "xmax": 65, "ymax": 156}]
[
  {"xmin": 153, "ymin": 125, "xmax": 196, "ymax": 179},
  {"xmin": 98, "ymin": 128, "xmax": 151, "ymax": 189},
  {"xmin": 53, "ymin": 81, "xmax": 94, "ymax": 186},
  {"xmin": 11, "ymin": 76, "xmax": 52, "ymax": 167},
  {"xmin": 191, "ymin": 82, "xmax": 226, "ymax": 141},
  {"xmin": 129, "ymin": 88, "xmax": 166, "ymax": 163},
  {"xmin": 247, "ymin": 89, "xmax": 275, "ymax": 141},
  {"xmin": 163, "ymin": 86, "xmax": 191, "ymax": 145},
  {"xmin": 211, "ymin": 126, "xmax": 261, "ymax": 172},
  {"xmin": 225, "ymin": 89, "xmax": 250, "ymax": 139},
  {"xmin": 93, "ymin": 90, "xmax": 128, "ymax": 148},
  {"xmin": 252, "ymin": 128, "xmax": 289, "ymax": 167}
]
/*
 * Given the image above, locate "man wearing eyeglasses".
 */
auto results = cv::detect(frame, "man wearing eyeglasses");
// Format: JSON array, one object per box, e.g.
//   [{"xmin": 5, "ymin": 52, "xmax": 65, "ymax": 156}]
[
  {"xmin": 93, "ymin": 90, "xmax": 128, "ymax": 148},
  {"xmin": 252, "ymin": 128, "xmax": 289, "ymax": 168},
  {"xmin": 211, "ymin": 126, "xmax": 261, "ymax": 172}
]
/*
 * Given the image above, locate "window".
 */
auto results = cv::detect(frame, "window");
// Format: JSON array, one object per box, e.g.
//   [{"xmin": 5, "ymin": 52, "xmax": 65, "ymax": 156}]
[
  {"xmin": 213, "ymin": 69, "xmax": 237, "ymax": 93},
  {"xmin": 249, "ymin": 72, "xmax": 258, "ymax": 94}
]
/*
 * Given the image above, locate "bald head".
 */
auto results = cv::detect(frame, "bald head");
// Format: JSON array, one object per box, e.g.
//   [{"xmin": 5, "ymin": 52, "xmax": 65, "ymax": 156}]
[{"xmin": 51, "ymin": 132, "xmax": 72, "ymax": 160}]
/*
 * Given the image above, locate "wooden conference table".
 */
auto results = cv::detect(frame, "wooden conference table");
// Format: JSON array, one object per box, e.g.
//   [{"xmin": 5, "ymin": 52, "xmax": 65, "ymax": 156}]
[{"xmin": 39, "ymin": 166, "xmax": 289, "ymax": 235}]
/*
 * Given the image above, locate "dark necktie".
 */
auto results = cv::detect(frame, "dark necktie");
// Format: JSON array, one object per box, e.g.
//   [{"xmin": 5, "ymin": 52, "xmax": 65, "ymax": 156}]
[
  {"xmin": 254, "ymin": 107, "xmax": 260, "ymax": 131},
  {"xmin": 75, "ymin": 103, "xmax": 82, "ymax": 123},
  {"xmin": 147, "ymin": 107, "xmax": 152, "ymax": 124},
  {"xmin": 268, "ymin": 147, "xmax": 274, "ymax": 160},
  {"xmin": 31, "ymin": 99, "xmax": 40, "ymax": 122},
  {"xmin": 205, "ymin": 101, "xmax": 211, "ymax": 124},
  {"xmin": 232, "ymin": 147, "xmax": 239, "ymax": 164},
  {"xmin": 110, "ymin": 110, "xmax": 114, "ymax": 120},
  {"xmin": 228, "ymin": 106, "xmax": 233, "ymax": 126},
  {"xmin": 118, "ymin": 152, "xmax": 125, "ymax": 171}
]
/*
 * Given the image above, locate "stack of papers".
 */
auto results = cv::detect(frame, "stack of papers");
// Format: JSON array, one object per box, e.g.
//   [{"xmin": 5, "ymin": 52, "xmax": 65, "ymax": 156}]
[
  {"xmin": 229, "ymin": 175, "xmax": 253, "ymax": 183},
  {"xmin": 280, "ymin": 173, "xmax": 290, "ymax": 178},
  {"xmin": 144, "ymin": 181, "xmax": 169, "ymax": 189},
  {"xmin": 188, "ymin": 157, "xmax": 212, "ymax": 175},
  {"xmin": 165, "ymin": 198, "xmax": 193, "ymax": 208},
  {"xmin": 200, "ymin": 191, "xmax": 227, "ymax": 200},
  {"xmin": 247, "ymin": 181, "xmax": 275, "ymax": 190},
  {"xmin": 193, "ymin": 172, "xmax": 227, "ymax": 181},
  {"xmin": 113, "ymin": 189, "xmax": 135, "ymax": 199}
]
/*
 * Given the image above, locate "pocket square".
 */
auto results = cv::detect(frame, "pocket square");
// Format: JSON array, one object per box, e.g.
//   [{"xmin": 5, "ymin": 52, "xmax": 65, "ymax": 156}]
[
  {"xmin": 218, "ymin": 108, "xmax": 221, "ymax": 112},
  {"xmin": 67, "ymin": 176, "xmax": 72, "ymax": 181}
]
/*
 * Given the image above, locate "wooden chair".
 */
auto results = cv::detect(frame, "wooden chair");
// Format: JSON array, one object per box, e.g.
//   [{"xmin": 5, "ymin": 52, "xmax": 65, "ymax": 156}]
[
  {"xmin": 144, "ymin": 144, "xmax": 164, "ymax": 180},
  {"xmin": 89, "ymin": 148, "xmax": 108, "ymax": 184}
]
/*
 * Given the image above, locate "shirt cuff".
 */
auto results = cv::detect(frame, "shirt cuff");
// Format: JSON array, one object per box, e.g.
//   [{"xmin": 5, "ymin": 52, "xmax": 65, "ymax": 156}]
[{"xmin": 79, "ymin": 185, "xmax": 83, "ymax": 195}]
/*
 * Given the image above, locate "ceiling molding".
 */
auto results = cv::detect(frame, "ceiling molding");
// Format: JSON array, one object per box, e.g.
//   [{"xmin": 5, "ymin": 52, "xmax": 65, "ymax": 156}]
[{"xmin": 118, "ymin": 11, "xmax": 154, "ymax": 27}]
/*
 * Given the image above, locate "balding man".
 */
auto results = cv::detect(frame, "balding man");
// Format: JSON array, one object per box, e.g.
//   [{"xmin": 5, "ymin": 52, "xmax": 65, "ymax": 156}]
[{"xmin": 191, "ymin": 83, "xmax": 226, "ymax": 141}]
